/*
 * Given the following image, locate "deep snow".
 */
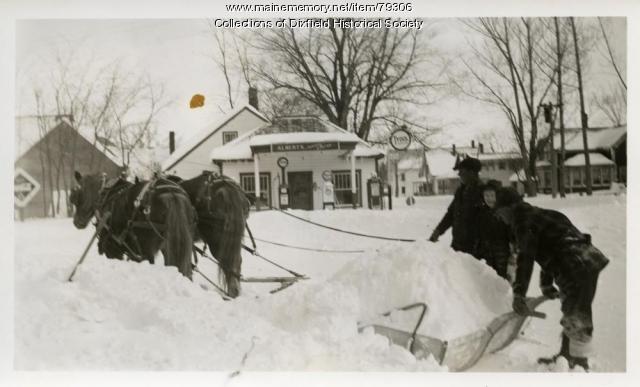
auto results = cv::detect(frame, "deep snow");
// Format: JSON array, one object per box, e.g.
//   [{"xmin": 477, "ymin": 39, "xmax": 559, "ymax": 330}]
[{"xmin": 12, "ymin": 194, "xmax": 626, "ymax": 373}]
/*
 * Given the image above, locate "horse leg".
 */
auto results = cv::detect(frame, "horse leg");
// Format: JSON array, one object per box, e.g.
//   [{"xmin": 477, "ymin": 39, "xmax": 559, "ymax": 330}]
[{"xmin": 134, "ymin": 230, "xmax": 162, "ymax": 265}]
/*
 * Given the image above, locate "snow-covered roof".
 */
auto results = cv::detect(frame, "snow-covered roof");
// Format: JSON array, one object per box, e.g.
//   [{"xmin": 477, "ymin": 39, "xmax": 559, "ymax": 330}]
[
  {"xmin": 477, "ymin": 152, "xmax": 521, "ymax": 161},
  {"xmin": 249, "ymin": 132, "xmax": 359, "ymax": 147},
  {"xmin": 564, "ymin": 153, "xmax": 615, "ymax": 167},
  {"xmin": 553, "ymin": 125, "xmax": 626, "ymax": 152},
  {"xmin": 397, "ymin": 155, "xmax": 424, "ymax": 170},
  {"xmin": 425, "ymin": 149, "xmax": 458, "ymax": 179},
  {"xmin": 162, "ymin": 105, "xmax": 269, "ymax": 169},
  {"xmin": 211, "ymin": 116, "xmax": 383, "ymax": 161}
]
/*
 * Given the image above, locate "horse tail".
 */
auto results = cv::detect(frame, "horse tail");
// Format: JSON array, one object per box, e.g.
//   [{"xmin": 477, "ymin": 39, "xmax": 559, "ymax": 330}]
[
  {"xmin": 215, "ymin": 183, "xmax": 247, "ymax": 295},
  {"xmin": 162, "ymin": 192, "xmax": 195, "ymax": 280}
]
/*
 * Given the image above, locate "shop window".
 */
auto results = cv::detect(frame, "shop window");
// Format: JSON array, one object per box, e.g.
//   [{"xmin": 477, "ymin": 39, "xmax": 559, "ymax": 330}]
[
  {"xmin": 413, "ymin": 182, "xmax": 428, "ymax": 196},
  {"xmin": 602, "ymin": 167, "xmax": 611, "ymax": 184},
  {"xmin": 592, "ymin": 167, "xmax": 602, "ymax": 185},
  {"xmin": 332, "ymin": 170, "xmax": 362, "ymax": 207},
  {"xmin": 498, "ymin": 161, "xmax": 506, "ymax": 170},
  {"xmin": 222, "ymin": 131, "xmax": 238, "ymax": 144},
  {"xmin": 401, "ymin": 173, "xmax": 406, "ymax": 182},
  {"xmin": 543, "ymin": 170, "xmax": 551, "ymax": 188},
  {"xmin": 573, "ymin": 169, "xmax": 583, "ymax": 186},
  {"xmin": 240, "ymin": 172, "xmax": 271, "ymax": 208},
  {"xmin": 401, "ymin": 186, "xmax": 406, "ymax": 195}
]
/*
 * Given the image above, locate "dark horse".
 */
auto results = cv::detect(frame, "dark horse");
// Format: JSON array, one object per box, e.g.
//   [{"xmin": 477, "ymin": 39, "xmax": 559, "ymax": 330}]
[
  {"xmin": 70, "ymin": 172, "xmax": 196, "ymax": 279},
  {"xmin": 172, "ymin": 171, "xmax": 250, "ymax": 298}
]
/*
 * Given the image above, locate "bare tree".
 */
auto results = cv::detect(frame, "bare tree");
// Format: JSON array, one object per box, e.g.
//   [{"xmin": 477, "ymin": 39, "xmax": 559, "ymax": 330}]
[
  {"xmin": 456, "ymin": 18, "xmax": 557, "ymax": 196},
  {"xmin": 597, "ymin": 17, "xmax": 626, "ymax": 91},
  {"xmin": 570, "ymin": 17, "xmax": 593, "ymax": 195},
  {"xmin": 29, "ymin": 46, "xmax": 168, "ymax": 216},
  {"xmin": 592, "ymin": 85, "xmax": 626, "ymax": 127},
  {"xmin": 246, "ymin": 24, "xmax": 444, "ymax": 141}
]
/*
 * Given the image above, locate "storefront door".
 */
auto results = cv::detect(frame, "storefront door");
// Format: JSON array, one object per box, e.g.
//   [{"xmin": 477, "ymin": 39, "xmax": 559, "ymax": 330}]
[{"xmin": 288, "ymin": 171, "xmax": 314, "ymax": 210}]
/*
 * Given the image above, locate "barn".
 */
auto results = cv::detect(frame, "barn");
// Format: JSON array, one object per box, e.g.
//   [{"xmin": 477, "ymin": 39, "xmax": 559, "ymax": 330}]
[{"xmin": 14, "ymin": 116, "xmax": 122, "ymax": 220}]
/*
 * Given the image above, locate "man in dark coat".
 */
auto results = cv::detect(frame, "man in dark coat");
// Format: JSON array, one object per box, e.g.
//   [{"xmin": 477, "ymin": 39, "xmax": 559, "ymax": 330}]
[
  {"xmin": 429, "ymin": 157, "xmax": 484, "ymax": 255},
  {"xmin": 495, "ymin": 197, "xmax": 609, "ymax": 370}
]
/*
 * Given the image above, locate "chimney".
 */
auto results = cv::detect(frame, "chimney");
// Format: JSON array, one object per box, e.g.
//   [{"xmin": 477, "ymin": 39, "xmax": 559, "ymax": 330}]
[
  {"xmin": 169, "ymin": 131, "xmax": 175, "ymax": 154},
  {"xmin": 479, "ymin": 143, "xmax": 484, "ymax": 154},
  {"xmin": 248, "ymin": 87, "xmax": 259, "ymax": 110},
  {"xmin": 452, "ymin": 144, "xmax": 456, "ymax": 155},
  {"xmin": 471, "ymin": 140, "xmax": 475, "ymax": 148}
]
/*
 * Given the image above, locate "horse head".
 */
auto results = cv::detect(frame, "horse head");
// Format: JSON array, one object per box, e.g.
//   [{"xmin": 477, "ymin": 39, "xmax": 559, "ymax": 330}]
[{"xmin": 70, "ymin": 171, "xmax": 108, "ymax": 229}]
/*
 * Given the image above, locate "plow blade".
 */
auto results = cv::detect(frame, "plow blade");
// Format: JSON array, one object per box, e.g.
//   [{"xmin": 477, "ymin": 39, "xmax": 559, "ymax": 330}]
[{"xmin": 360, "ymin": 296, "xmax": 547, "ymax": 371}]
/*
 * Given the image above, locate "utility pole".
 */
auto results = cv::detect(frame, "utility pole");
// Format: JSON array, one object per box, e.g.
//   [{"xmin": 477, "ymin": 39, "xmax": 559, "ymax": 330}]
[
  {"xmin": 542, "ymin": 103, "xmax": 558, "ymax": 198},
  {"xmin": 570, "ymin": 17, "xmax": 593, "ymax": 195},
  {"xmin": 554, "ymin": 17, "xmax": 567, "ymax": 198}
]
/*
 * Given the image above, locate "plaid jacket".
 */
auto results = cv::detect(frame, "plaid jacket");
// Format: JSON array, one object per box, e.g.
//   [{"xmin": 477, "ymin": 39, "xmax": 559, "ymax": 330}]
[{"xmin": 510, "ymin": 202, "xmax": 609, "ymax": 297}]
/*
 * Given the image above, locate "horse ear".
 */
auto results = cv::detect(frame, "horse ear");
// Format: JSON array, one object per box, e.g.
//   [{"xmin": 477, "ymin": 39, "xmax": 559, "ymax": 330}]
[{"xmin": 74, "ymin": 171, "xmax": 82, "ymax": 183}]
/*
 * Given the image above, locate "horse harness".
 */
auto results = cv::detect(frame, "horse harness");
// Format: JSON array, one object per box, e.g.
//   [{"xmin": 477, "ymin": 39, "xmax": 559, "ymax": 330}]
[{"xmin": 94, "ymin": 175, "xmax": 193, "ymax": 261}]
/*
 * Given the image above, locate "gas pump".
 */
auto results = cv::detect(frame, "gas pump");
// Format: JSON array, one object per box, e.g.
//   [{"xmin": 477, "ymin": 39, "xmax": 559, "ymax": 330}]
[
  {"xmin": 322, "ymin": 170, "xmax": 335, "ymax": 209},
  {"xmin": 279, "ymin": 184, "xmax": 289, "ymax": 209},
  {"xmin": 367, "ymin": 176, "xmax": 384, "ymax": 209},
  {"xmin": 277, "ymin": 157, "xmax": 290, "ymax": 210}
]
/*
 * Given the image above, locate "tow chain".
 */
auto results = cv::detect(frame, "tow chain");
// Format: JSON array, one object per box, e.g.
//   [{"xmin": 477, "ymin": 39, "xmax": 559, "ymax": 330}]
[{"xmin": 269, "ymin": 207, "xmax": 417, "ymax": 243}]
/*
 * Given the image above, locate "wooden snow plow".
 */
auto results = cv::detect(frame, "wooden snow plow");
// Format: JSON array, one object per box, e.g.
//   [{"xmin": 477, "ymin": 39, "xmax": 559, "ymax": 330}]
[{"xmin": 358, "ymin": 296, "xmax": 547, "ymax": 371}]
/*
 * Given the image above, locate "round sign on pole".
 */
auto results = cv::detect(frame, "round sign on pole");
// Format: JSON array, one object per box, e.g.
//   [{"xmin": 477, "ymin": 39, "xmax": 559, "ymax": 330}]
[
  {"xmin": 389, "ymin": 128, "xmax": 412, "ymax": 151},
  {"xmin": 277, "ymin": 157, "xmax": 289, "ymax": 168}
]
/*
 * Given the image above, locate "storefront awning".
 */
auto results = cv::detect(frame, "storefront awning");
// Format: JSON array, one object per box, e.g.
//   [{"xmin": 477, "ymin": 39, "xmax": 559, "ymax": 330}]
[{"xmin": 249, "ymin": 132, "xmax": 359, "ymax": 153}]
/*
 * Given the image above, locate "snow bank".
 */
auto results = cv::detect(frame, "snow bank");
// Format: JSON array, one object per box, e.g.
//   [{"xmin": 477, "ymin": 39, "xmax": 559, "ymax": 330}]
[
  {"xmin": 330, "ymin": 241, "xmax": 513, "ymax": 339},
  {"xmin": 14, "ymin": 194, "xmax": 626, "ymax": 372}
]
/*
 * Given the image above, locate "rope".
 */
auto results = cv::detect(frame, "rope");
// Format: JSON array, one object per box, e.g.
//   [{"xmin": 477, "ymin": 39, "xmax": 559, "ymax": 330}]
[
  {"xmin": 272, "ymin": 208, "xmax": 417, "ymax": 243},
  {"xmin": 241, "ymin": 244, "xmax": 306, "ymax": 278},
  {"xmin": 249, "ymin": 237, "xmax": 365, "ymax": 253}
]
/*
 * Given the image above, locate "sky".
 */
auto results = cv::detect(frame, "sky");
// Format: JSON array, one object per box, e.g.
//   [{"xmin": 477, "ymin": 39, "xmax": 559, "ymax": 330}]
[{"xmin": 14, "ymin": 16, "xmax": 626, "ymax": 154}]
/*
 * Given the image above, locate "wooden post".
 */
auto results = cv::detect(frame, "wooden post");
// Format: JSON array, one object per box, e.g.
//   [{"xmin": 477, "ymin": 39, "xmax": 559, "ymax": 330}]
[
  {"xmin": 253, "ymin": 153, "xmax": 261, "ymax": 211},
  {"xmin": 350, "ymin": 151, "xmax": 357, "ymax": 209}
]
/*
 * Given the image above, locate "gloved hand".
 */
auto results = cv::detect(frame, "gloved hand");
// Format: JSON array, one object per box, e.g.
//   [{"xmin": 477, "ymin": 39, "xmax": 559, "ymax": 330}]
[
  {"xmin": 541, "ymin": 284, "xmax": 560, "ymax": 300},
  {"xmin": 512, "ymin": 294, "xmax": 531, "ymax": 316},
  {"xmin": 428, "ymin": 230, "xmax": 440, "ymax": 242}
]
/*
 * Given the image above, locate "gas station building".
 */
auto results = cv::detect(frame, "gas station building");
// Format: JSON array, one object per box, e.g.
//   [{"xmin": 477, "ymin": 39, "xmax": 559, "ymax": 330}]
[{"xmin": 210, "ymin": 115, "xmax": 384, "ymax": 210}]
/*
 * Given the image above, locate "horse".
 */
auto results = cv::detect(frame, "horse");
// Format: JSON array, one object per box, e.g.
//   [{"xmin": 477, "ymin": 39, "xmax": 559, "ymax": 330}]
[
  {"xmin": 70, "ymin": 171, "xmax": 196, "ymax": 279},
  {"xmin": 172, "ymin": 171, "xmax": 250, "ymax": 298}
]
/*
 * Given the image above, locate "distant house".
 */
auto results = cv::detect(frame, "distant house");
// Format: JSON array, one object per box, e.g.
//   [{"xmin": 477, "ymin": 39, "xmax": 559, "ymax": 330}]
[
  {"xmin": 389, "ymin": 149, "xmax": 428, "ymax": 196},
  {"xmin": 513, "ymin": 125, "xmax": 626, "ymax": 194},
  {"xmin": 389, "ymin": 140, "xmax": 523, "ymax": 196},
  {"xmin": 14, "ymin": 116, "xmax": 122, "ymax": 220},
  {"xmin": 162, "ymin": 104, "xmax": 269, "ymax": 178}
]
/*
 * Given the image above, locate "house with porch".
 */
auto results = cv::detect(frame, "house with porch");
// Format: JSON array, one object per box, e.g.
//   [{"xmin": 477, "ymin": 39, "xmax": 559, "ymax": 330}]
[{"xmin": 521, "ymin": 125, "xmax": 626, "ymax": 193}]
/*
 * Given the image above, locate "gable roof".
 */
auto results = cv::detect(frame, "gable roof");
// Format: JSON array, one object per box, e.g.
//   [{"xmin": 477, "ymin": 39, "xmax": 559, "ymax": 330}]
[
  {"xmin": 425, "ymin": 148, "xmax": 458, "ymax": 179},
  {"xmin": 552, "ymin": 125, "xmax": 626, "ymax": 152},
  {"xmin": 14, "ymin": 116, "xmax": 121, "ymax": 166},
  {"xmin": 564, "ymin": 153, "xmax": 615, "ymax": 167},
  {"xmin": 161, "ymin": 105, "xmax": 269, "ymax": 171}
]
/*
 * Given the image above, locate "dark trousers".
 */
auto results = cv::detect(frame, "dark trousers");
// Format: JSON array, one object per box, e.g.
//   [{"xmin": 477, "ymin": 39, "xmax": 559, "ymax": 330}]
[{"xmin": 554, "ymin": 244, "xmax": 607, "ymax": 343}]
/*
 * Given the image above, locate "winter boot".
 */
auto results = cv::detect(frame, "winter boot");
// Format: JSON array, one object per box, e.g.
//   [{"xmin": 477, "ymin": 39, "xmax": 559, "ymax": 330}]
[{"xmin": 537, "ymin": 333, "xmax": 570, "ymax": 365}]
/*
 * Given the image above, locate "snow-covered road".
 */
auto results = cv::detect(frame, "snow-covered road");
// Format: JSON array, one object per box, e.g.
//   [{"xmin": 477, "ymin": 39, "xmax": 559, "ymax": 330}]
[{"xmin": 13, "ymin": 194, "xmax": 626, "ymax": 372}]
